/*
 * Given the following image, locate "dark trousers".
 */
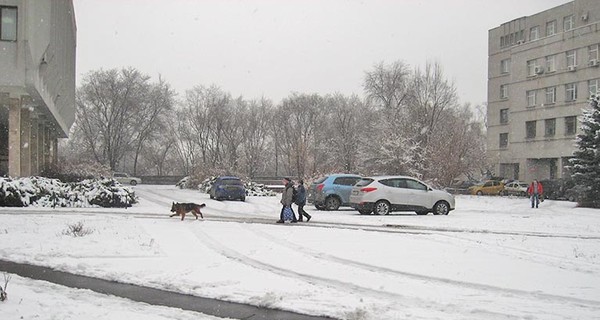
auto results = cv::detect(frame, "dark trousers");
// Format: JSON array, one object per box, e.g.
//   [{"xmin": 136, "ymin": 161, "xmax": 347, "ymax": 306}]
[
  {"xmin": 297, "ymin": 204, "xmax": 311, "ymax": 221},
  {"xmin": 280, "ymin": 205, "xmax": 297, "ymax": 221}
]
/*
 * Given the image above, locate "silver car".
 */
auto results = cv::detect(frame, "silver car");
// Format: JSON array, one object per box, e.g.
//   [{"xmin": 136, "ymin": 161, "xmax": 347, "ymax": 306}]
[
  {"xmin": 113, "ymin": 172, "xmax": 142, "ymax": 186},
  {"xmin": 349, "ymin": 176, "xmax": 455, "ymax": 215}
]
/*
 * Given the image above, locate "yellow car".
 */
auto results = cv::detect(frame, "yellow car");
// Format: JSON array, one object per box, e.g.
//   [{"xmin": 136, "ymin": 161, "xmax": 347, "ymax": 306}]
[{"xmin": 469, "ymin": 180, "xmax": 504, "ymax": 195}]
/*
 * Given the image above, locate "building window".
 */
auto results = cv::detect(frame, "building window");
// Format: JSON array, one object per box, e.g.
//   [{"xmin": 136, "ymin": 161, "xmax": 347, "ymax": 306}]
[
  {"xmin": 566, "ymin": 83, "xmax": 578, "ymax": 101},
  {"xmin": 545, "ymin": 55, "xmax": 556, "ymax": 72},
  {"xmin": 500, "ymin": 108, "xmax": 509, "ymax": 124},
  {"xmin": 500, "ymin": 84, "xmax": 508, "ymax": 99},
  {"xmin": 564, "ymin": 15, "xmax": 574, "ymax": 31},
  {"xmin": 566, "ymin": 50, "xmax": 577, "ymax": 68},
  {"xmin": 546, "ymin": 20, "xmax": 557, "ymax": 36},
  {"xmin": 565, "ymin": 116, "xmax": 577, "ymax": 135},
  {"xmin": 500, "ymin": 59, "xmax": 510, "ymax": 74},
  {"xmin": 526, "ymin": 121, "xmax": 536, "ymax": 139},
  {"xmin": 0, "ymin": 6, "xmax": 17, "ymax": 41},
  {"xmin": 527, "ymin": 90, "xmax": 536, "ymax": 107},
  {"xmin": 530, "ymin": 26, "xmax": 540, "ymax": 41},
  {"xmin": 545, "ymin": 118, "xmax": 556, "ymax": 137},
  {"xmin": 499, "ymin": 133, "xmax": 508, "ymax": 148},
  {"xmin": 545, "ymin": 87, "xmax": 556, "ymax": 104},
  {"xmin": 590, "ymin": 44, "xmax": 599, "ymax": 62},
  {"xmin": 589, "ymin": 79, "xmax": 599, "ymax": 98},
  {"xmin": 527, "ymin": 59, "xmax": 538, "ymax": 76}
]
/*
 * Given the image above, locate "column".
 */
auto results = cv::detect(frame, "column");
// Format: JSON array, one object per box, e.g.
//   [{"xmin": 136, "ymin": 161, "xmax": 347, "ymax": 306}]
[
  {"xmin": 30, "ymin": 116, "xmax": 39, "ymax": 175},
  {"xmin": 8, "ymin": 98, "xmax": 21, "ymax": 177},
  {"xmin": 20, "ymin": 107, "xmax": 31, "ymax": 176}
]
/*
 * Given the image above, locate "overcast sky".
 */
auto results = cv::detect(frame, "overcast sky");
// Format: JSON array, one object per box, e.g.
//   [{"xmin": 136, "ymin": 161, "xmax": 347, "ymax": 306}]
[{"xmin": 73, "ymin": 0, "xmax": 569, "ymax": 106}]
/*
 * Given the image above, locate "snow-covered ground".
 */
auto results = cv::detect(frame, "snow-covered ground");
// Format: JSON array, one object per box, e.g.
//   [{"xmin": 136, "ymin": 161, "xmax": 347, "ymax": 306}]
[{"xmin": 1, "ymin": 184, "xmax": 599, "ymax": 320}]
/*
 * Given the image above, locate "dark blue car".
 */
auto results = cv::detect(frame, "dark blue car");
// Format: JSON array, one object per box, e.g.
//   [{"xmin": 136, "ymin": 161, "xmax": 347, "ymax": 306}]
[{"xmin": 210, "ymin": 176, "xmax": 246, "ymax": 201}]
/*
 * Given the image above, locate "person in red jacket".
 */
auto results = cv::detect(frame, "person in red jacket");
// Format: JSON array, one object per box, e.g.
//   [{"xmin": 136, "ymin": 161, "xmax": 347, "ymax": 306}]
[{"xmin": 527, "ymin": 179, "xmax": 544, "ymax": 208}]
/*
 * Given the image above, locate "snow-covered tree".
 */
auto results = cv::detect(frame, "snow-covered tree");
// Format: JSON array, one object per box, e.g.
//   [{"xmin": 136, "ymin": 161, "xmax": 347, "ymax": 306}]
[{"xmin": 569, "ymin": 95, "xmax": 600, "ymax": 208}]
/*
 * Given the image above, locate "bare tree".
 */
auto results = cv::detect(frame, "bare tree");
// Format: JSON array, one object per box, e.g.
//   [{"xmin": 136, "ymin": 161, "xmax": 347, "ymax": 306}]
[
  {"xmin": 75, "ymin": 67, "xmax": 151, "ymax": 170},
  {"xmin": 240, "ymin": 97, "xmax": 274, "ymax": 178}
]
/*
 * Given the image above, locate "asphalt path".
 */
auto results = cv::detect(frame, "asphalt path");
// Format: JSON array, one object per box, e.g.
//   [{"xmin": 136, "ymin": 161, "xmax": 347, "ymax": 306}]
[{"xmin": 0, "ymin": 259, "xmax": 336, "ymax": 320}]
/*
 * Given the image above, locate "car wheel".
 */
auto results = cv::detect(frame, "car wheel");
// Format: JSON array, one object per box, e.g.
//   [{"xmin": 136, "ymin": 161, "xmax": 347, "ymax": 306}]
[
  {"xmin": 358, "ymin": 208, "xmax": 372, "ymax": 215},
  {"xmin": 240, "ymin": 196, "xmax": 246, "ymax": 202},
  {"xmin": 415, "ymin": 210, "xmax": 428, "ymax": 215},
  {"xmin": 476, "ymin": 191, "xmax": 483, "ymax": 196},
  {"xmin": 433, "ymin": 201, "xmax": 450, "ymax": 215},
  {"xmin": 130, "ymin": 180, "xmax": 137, "ymax": 186},
  {"xmin": 374, "ymin": 200, "xmax": 390, "ymax": 215},
  {"xmin": 210, "ymin": 194, "xmax": 214, "ymax": 199},
  {"xmin": 325, "ymin": 196, "xmax": 341, "ymax": 211}
]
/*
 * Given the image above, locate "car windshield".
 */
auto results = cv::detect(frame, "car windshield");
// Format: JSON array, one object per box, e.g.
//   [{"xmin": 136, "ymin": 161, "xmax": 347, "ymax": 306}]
[
  {"xmin": 221, "ymin": 179, "xmax": 243, "ymax": 185},
  {"xmin": 314, "ymin": 176, "xmax": 328, "ymax": 184},
  {"xmin": 355, "ymin": 178, "xmax": 374, "ymax": 187}
]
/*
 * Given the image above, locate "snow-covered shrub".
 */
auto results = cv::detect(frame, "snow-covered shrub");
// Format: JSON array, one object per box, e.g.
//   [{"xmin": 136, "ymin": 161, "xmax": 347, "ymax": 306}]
[
  {"xmin": 0, "ymin": 177, "xmax": 137, "ymax": 208},
  {"xmin": 245, "ymin": 181, "xmax": 277, "ymax": 196}
]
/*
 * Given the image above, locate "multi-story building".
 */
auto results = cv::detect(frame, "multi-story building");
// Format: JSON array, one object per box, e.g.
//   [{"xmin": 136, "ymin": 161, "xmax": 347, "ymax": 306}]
[
  {"xmin": 0, "ymin": 0, "xmax": 76, "ymax": 176},
  {"xmin": 487, "ymin": 0, "xmax": 600, "ymax": 182}
]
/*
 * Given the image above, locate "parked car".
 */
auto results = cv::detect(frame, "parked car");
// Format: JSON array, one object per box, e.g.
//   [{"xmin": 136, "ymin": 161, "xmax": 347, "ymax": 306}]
[
  {"xmin": 444, "ymin": 180, "xmax": 476, "ymax": 194},
  {"xmin": 113, "ymin": 172, "xmax": 142, "ymax": 186},
  {"xmin": 468, "ymin": 180, "xmax": 504, "ymax": 195},
  {"xmin": 210, "ymin": 176, "xmax": 246, "ymax": 201},
  {"xmin": 349, "ymin": 176, "xmax": 455, "ymax": 215},
  {"xmin": 502, "ymin": 181, "xmax": 528, "ymax": 197},
  {"xmin": 308, "ymin": 174, "xmax": 362, "ymax": 210}
]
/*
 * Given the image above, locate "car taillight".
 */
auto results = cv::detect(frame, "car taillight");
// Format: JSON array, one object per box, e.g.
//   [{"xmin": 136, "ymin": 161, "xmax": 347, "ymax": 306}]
[
  {"xmin": 316, "ymin": 184, "xmax": 324, "ymax": 192},
  {"xmin": 360, "ymin": 187, "xmax": 377, "ymax": 192}
]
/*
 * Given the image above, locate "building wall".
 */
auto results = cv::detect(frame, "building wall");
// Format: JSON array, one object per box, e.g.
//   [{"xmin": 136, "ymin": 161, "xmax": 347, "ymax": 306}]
[
  {"xmin": 0, "ymin": 0, "xmax": 76, "ymax": 176},
  {"xmin": 487, "ymin": 0, "xmax": 600, "ymax": 182},
  {"xmin": 0, "ymin": 0, "xmax": 76, "ymax": 137}
]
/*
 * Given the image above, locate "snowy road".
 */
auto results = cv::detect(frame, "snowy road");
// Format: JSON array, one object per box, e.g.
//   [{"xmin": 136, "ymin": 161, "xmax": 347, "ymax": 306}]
[{"xmin": 1, "ymin": 184, "xmax": 600, "ymax": 319}]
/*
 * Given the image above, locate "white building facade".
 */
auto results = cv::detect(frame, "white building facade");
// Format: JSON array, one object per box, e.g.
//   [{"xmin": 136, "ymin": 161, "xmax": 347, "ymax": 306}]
[
  {"xmin": 0, "ymin": 0, "xmax": 76, "ymax": 176},
  {"xmin": 488, "ymin": 0, "xmax": 600, "ymax": 181}
]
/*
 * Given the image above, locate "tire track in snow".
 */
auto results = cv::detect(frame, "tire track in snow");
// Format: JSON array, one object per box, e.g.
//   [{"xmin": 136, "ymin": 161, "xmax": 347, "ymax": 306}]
[
  {"xmin": 189, "ymin": 224, "xmax": 519, "ymax": 319},
  {"xmin": 245, "ymin": 225, "xmax": 600, "ymax": 308}
]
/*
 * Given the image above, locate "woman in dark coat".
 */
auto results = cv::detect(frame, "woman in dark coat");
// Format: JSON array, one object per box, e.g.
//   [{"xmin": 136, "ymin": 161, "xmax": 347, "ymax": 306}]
[{"xmin": 296, "ymin": 179, "xmax": 311, "ymax": 222}]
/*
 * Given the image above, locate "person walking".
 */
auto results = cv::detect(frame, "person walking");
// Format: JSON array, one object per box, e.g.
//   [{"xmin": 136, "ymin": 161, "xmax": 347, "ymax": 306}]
[
  {"xmin": 277, "ymin": 177, "xmax": 298, "ymax": 223},
  {"xmin": 527, "ymin": 179, "xmax": 544, "ymax": 208},
  {"xmin": 295, "ymin": 179, "xmax": 311, "ymax": 222}
]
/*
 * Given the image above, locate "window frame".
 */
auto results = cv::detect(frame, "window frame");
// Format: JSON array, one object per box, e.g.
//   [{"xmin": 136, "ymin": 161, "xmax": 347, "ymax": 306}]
[
  {"xmin": 527, "ymin": 59, "xmax": 538, "ymax": 76},
  {"xmin": 545, "ymin": 55, "xmax": 556, "ymax": 72},
  {"xmin": 589, "ymin": 44, "xmax": 599, "ymax": 62},
  {"xmin": 544, "ymin": 118, "xmax": 556, "ymax": 137},
  {"xmin": 499, "ymin": 133, "xmax": 508, "ymax": 149},
  {"xmin": 565, "ymin": 83, "xmax": 578, "ymax": 102},
  {"xmin": 500, "ymin": 84, "xmax": 508, "ymax": 100},
  {"xmin": 545, "ymin": 87, "xmax": 556, "ymax": 104},
  {"xmin": 566, "ymin": 50, "xmax": 577, "ymax": 68},
  {"xmin": 526, "ymin": 121, "xmax": 537, "ymax": 139},
  {"xmin": 500, "ymin": 108, "xmax": 509, "ymax": 124},
  {"xmin": 546, "ymin": 20, "xmax": 557, "ymax": 36},
  {"xmin": 564, "ymin": 15, "xmax": 574, "ymax": 32},
  {"xmin": 0, "ymin": 6, "xmax": 18, "ymax": 42},
  {"xmin": 565, "ymin": 116, "xmax": 577, "ymax": 136},
  {"xmin": 589, "ymin": 79, "xmax": 599, "ymax": 98},
  {"xmin": 500, "ymin": 59, "xmax": 510, "ymax": 74},
  {"xmin": 530, "ymin": 26, "xmax": 540, "ymax": 41},
  {"xmin": 527, "ymin": 90, "xmax": 536, "ymax": 107}
]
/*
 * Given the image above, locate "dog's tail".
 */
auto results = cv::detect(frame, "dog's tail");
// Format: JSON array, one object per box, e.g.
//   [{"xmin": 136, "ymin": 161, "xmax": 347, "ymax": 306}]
[{"xmin": 199, "ymin": 203, "xmax": 206, "ymax": 208}]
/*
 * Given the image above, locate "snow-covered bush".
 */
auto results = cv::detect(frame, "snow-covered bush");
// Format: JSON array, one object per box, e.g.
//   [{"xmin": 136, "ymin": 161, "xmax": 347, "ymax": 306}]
[
  {"xmin": 62, "ymin": 221, "xmax": 94, "ymax": 237},
  {"xmin": 0, "ymin": 177, "xmax": 137, "ymax": 208}
]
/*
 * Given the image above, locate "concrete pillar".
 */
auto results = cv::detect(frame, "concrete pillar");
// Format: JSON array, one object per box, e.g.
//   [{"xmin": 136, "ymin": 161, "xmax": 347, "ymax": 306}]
[
  {"xmin": 30, "ymin": 117, "xmax": 39, "ymax": 175},
  {"xmin": 8, "ymin": 98, "xmax": 21, "ymax": 177},
  {"xmin": 20, "ymin": 107, "xmax": 31, "ymax": 176},
  {"xmin": 38, "ymin": 122, "xmax": 45, "ymax": 172},
  {"xmin": 43, "ymin": 126, "xmax": 51, "ymax": 172}
]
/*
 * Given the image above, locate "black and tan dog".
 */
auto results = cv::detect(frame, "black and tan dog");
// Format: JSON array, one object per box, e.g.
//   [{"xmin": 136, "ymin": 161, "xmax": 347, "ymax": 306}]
[{"xmin": 170, "ymin": 202, "xmax": 205, "ymax": 221}]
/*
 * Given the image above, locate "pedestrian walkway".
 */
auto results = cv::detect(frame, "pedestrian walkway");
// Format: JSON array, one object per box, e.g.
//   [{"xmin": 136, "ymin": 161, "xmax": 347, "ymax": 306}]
[{"xmin": 0, "ymin": 259, "xmax": 335, "ymax": 320}]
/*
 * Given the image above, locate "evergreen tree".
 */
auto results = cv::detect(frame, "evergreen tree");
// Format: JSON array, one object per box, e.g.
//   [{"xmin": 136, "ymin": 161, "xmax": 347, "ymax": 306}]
[{"xmin": 570, "ymin": 95, "xmax": 600, "ymax": 208}]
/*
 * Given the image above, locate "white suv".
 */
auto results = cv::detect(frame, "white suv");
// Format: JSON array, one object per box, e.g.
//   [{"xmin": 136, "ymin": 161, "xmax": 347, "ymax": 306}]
[{"xmin": 349, "ymin": 176, "xmax": 455, "ymax": 215}]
